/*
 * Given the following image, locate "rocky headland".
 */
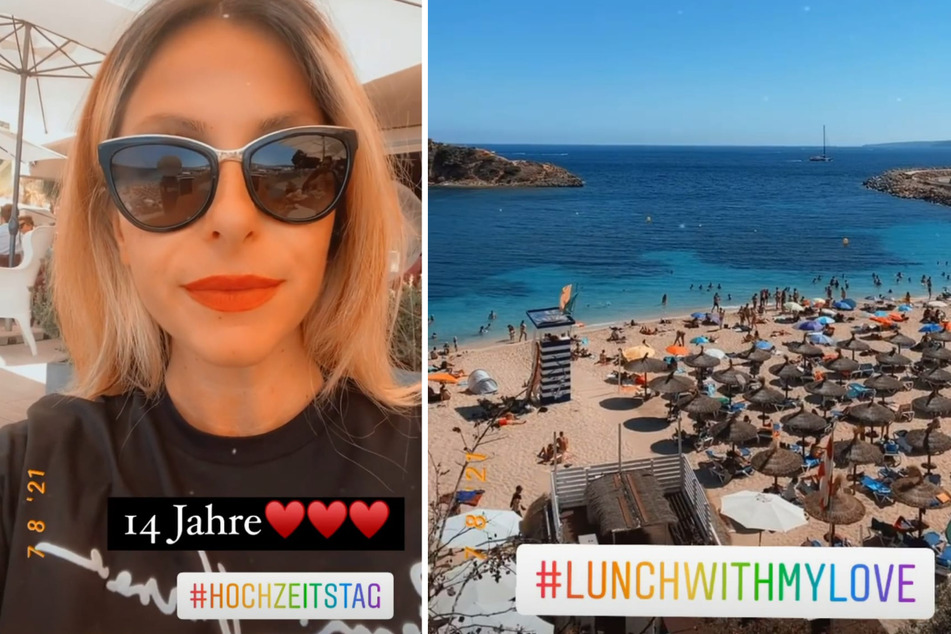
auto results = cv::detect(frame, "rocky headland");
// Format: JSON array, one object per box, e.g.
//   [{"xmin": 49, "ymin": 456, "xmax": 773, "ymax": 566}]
[
  {"xmin": 864, "ymin": 168, "xmax": 951, "ymax": 206},
  {"xmin": 428, "ymin": 140, "xmax": 583, "ymax": 187}
]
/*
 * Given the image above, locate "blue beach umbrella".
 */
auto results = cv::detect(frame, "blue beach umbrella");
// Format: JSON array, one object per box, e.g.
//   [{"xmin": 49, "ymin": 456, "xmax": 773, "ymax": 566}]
[
  {"xmin": 816, "ymin": 316, "xmax": 835, "ymax": 325},
  {"xmin": 691, "ymin": 312, "xmax": 706, "ymax": 319},
  {"xmin": 796, "ymin": 321, "xmax": 825, "ymax": 332},
  {"xmin": 755, "ymin": 341, "xmax": 774, "ymax": 350},
  {"xmin": 899, "ymin": 304, "xmax": 913, "ymax": 312},
  {"xmin": 873, "ymin": 310, "xmax": 890, "ymax": 318},
  {"xmin": 808, "ymin": 333, "xmax": 835, "ymax": 346},
  {"xmin": 839, "ymin": 298, "xmax": 857, "ymax": 309},
  {"xmin": 706, "ymin": 313, "xmax": 721, "ymax": 324},
  {"xmin": 921, "ymin": 324, "xmax": 943, "ymax": 333},
  {"xmin": 691, "ymin": 336, "xmax": 710, "ymax": 345}
]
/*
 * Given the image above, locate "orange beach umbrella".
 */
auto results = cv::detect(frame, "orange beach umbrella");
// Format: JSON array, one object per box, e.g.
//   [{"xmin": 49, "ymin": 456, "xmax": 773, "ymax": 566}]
[{"xmin": 666, "ymin": 345, "xmax": 689, "ymax": 357}]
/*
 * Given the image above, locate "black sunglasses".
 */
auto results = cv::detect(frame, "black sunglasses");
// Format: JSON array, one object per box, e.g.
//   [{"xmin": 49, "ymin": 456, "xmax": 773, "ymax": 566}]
[{"xmin": 98, "ymin": 126, "xmax": 358, "ymax": 232}]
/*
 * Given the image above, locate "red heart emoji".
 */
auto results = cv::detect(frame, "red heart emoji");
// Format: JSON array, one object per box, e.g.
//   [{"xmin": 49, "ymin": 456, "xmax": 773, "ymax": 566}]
[
  {"xmin": 349, "ymin": 501, "xmax": 389, "ymax": 538},
  {"xmin": 307, "ymin": 501, "xmax": 347, "ymax": 539},
  {"xmin": 265, "ymin": 501, "xmax": 304, "ymax": 538}
]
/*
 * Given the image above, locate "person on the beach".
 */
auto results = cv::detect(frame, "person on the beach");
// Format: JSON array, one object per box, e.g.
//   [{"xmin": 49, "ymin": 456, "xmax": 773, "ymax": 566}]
[
  {"xmin": 479, "ymin": 325, "xmax": 485, "ymax": 336},
  {"xmin": 674, "ymin": 329, "xmax": 686, "ymax": 346},
  {"xmin": 661, "ymin": 293, "xmax": 667, "ymax": 308},
  {"xmin": 519, "ymin": 320, "xmax": 527, "ymax": 341},
  {"xmin": 507, "ymin": 324, "xmax": 515, "ymax": 341},
  {"xmin": 509, "ymin": 485, "xmax": 526, "ymax": 516},
  {"xmin": 453, "ymin": 336, "xmax": 458, "ymax": 352},
  {"xmin": 430, "ymin": 347, "xmax": 439, "ymax": 360},
  {"xmin": 556, "ymin": 431, "xmax": 568, "ymax": 454}
]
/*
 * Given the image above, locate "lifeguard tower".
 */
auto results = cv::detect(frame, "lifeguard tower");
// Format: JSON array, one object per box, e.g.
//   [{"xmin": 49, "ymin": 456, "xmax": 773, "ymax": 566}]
[{"xmin": 526, "ymin": 306, "xmax": 575, "ymax": 405}]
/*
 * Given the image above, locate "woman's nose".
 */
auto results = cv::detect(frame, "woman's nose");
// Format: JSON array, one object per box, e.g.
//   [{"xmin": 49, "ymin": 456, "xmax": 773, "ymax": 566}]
[{"xmin": 200, "ymin": 161, "xmax": 260, "ymax": 241}]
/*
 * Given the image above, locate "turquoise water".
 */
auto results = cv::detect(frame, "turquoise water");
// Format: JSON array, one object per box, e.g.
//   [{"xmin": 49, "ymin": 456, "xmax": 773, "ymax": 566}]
[{"xmin": 428, "ymin": 146, "xmax": 951, "ymax": 344}]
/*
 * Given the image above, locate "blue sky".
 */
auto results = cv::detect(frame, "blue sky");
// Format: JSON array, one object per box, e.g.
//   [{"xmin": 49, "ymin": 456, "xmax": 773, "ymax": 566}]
[{"xmin": 429, "ymin": 1, "xmax": 951, "ymax": 146}]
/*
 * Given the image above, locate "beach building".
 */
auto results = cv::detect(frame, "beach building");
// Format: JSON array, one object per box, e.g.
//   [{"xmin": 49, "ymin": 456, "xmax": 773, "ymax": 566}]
[{"xmin": 540, "ymin": 455, "xmax": 726, "ymax": 634}]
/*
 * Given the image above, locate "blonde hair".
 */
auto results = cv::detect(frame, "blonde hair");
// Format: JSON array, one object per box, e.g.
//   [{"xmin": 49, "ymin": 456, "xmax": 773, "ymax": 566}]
[{"xmin": 53, "ymin": 0, "xmax": 418, "ymax": 411}]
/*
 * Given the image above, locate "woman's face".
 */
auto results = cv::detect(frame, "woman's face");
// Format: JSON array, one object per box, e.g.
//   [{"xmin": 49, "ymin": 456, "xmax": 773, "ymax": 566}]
[{"xmin": 114, "ymin": 18, "xmax": 335, "ymax": 368}]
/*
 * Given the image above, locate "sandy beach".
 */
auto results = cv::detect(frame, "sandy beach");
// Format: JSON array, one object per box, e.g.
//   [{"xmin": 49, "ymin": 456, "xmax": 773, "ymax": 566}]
[{"xmin": 428, "ymin": 294, "xmax": 951, "ymax": 551}]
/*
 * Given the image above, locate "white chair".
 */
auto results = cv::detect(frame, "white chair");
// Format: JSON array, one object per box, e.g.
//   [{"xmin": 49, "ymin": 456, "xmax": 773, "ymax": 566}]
[{"xmin": 0, "ymin": 225, "xmax": 55, "ymax": 355}]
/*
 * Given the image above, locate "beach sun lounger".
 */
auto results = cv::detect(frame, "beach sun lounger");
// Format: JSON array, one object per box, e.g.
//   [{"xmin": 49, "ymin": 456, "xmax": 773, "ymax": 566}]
[
  {"xmin": 846, "ymin": 383, "xmax": 874, "ymax": 401},
  {"xmin": 861, "ymin": 475, "xmax": 893, "ymax": 504},
  {"xmin": 870, "ymin": 518, "xmax": 900, "ymax": 546}
]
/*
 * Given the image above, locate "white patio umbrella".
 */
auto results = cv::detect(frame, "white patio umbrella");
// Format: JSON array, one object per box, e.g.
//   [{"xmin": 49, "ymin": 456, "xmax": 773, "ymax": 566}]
[
  {"xmin": 430, "ymin": 560, "xmax": 553, "ymax": 634},
  {"xmin": 704, "ymin": 348, "xmax": 727, "ymax": 359},
  {"xmin": 720, "ymin": 491, "xmax": 807, "ymax": 534},
  {"xmin": 0, "ymin": 127, "xmax": 63, "ymax": 163},
  {"xmin": 0, "ymin": 0, "xmax": 135, "ymax": 262},
  {"xmin": 439, "ymin": 509, "xmax": 522, "ymax": 549}
]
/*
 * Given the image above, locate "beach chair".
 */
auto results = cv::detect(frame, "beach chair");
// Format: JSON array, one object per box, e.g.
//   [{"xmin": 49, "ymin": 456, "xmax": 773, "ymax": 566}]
[
  {"xmin": 737, "ymin": 447, "xmax": 751, "ymax": 459},
  {"xmin": 703, "ymin": 382, "xmax": 717, "ymax": 397},
  {"xmin": 802, "ymin": 538, "xmax": 823, "ymax": 547},
  {"xmin": 882, "ymin": 441, "xmax": 902, "ymax": 464},
  {"xmin": 802, "ymin": 455, "xmax": 821, "ymax": 470},
  {"xmin": 860, "ymin": 475, "xmax": 893, "ymax": 504},
  {"xmin": 893, "ymin": 431, "xmax": 914, "ymax": 454},
  {"xmin": 928, "ymin": 473, "xmax": 942, "ymax": 486},
  {"xmin": 923, "ymin": 531, "xmax": 944, "ymax": 553},
  {"xmin": 846, "ymin": 383, "xmax": 874, "ymax": 401},
  {"xmin": 705, "ymin": 448, "xmax": 726, "ymax": 462},
  {"xmin": 935, "ymin": 548, "xmax": 951, "ymax": 577},
  {"xmin": 879, "ymin": 466, "xmax": 906, "ymax": 482},
  {"xmin": 733, "ymin": 464, "xmax": 754, "ymax": 478},
  {"xmin": 895, "ymin": 403, "xmax": 913, "ymax": 423},
  {"xmin": 694, "ymin": 431, "xmax": 714, "ymax": 451},
  {"xmin": 870, "ymin": 518, "xmax": 900, "ymax": 546},
  {"xmin": 709, "ymin": 462, "xmax": 731, "ymax": 485},
  {"xmin": 853, "ymin": 363, "xmax": 876, "ymax": 378}
]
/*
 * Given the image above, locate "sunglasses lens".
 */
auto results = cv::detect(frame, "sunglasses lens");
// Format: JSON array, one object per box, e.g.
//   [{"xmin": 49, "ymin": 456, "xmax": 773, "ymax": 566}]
[
  {"xmin": 109, "ymin": 145, "xmax": 214, "ymax": 229},
  {"xmin": 249, "ymin": 133, "xmax": 348, "ymax": 220}
]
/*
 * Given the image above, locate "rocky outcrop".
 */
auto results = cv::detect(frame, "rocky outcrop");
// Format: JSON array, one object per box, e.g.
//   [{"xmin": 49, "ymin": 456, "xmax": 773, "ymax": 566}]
[
  {"xmin": 864, "ymin": 168, "xmax": 951, "ymax": 206},
  {"xmin": 428, "ymin": 140, "xmax": 583, "ymax": 187}
]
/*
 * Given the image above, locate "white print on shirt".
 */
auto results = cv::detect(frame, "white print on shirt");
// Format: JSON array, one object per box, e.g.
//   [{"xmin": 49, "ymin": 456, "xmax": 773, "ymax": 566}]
[{"xmin": 35, "ymin": 541, "xmax": 421, "ymax": 634}]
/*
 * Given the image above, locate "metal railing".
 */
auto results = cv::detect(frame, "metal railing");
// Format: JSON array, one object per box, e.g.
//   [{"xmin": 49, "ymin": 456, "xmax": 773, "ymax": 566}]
[{"xmin": 549, "ymin": 454, "xmax": 720, "ymax": 544}]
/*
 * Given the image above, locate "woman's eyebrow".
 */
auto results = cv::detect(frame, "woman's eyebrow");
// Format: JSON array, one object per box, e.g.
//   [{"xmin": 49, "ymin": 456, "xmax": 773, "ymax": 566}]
[
  {"xmin": 257, "ymin": 112, "xmax": 319, "ymax": 135},
  {"xmin": 129, "ymin": 114, "xmax": 209, "ymax": 136}
]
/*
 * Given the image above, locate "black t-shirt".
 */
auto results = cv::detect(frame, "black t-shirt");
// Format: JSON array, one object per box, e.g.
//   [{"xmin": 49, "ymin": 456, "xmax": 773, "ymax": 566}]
[{"xmin": 0, "ymin": 385, "xmax": 421, "ymax": 633}]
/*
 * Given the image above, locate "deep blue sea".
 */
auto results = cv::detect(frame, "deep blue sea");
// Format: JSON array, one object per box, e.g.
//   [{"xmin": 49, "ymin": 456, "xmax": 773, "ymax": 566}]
[{"xmin": 428, "ymin": 145, "xmax": 951, "ymax": 344}]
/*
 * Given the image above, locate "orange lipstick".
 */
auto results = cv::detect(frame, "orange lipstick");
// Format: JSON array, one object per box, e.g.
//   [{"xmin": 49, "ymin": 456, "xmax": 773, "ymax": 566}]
[{"xmin": 183, "ymin": 275, "xmax": 283, "ymax": 312}]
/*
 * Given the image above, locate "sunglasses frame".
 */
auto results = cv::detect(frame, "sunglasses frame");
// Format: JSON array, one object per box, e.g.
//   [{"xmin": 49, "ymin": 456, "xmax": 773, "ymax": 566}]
[{"xmin": 98, "ymin": 125, "xmax": 359, "ymax": 233}]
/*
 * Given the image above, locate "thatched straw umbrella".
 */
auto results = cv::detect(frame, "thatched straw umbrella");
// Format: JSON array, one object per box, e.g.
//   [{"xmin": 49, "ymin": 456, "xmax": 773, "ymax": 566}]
[
  {"xmin": 741, "ymin": 346, "xmax": 774, "ymax": 364},
  {"xmin": 782, "ymin": 407, "xmax": 829, "ymax": 455},
  {"xmin": 833, "ymin": 429, "xmax": 884, "ymax": 484},
  {"xmin": 930, "ymin": 330, "xmax": 951, "ymax": 345},
  {"xmin": 648, "ymin": 372, "xmax": 694, "ymax": 396},
  {"xmin": 790, "ymin": 342, "xmax": 824, "ymax": 358},
  {"xmin": 804, "ymin": 379, "xmax": 847, "ymax": 413},
  {"xmin": 624, "ymin": 355, "xmax": 671, "ymax": 395},
  {"xmin": 904, "ymin": 419, "xmax": 951, "ymax": 473},
  {"xmin": 712, "ymin": 361, "xmax": 753, "ymax": 395},
  {"xmin": 886, "ymin": 333, "xmax": 915, "ymax": 350},
  {"xmin": 751, "ymin": 441, "xmax": 804, "ymax": 489},
  {"xmin": 912, "ymin": 391, "xmax": 951, "ymax": 417},
  {"xmin": 876, "ymin": 349, "xmax": 912, "ymax": 373},
  {"xmin": 684, "ymin": 350, "xmax": 721, "ymax": 370},
  {"xmin": 865, "ymin": 373, "xmax": 904, "ymax": 404},
  {"xmin": 891, "ymin": 466, "xmax": 951, "ymax": 537},
  {"xmin": 675, "ymin": 393, "xmax": 723, "ymax": 417},
  {"xmin": 923, "ymin": 346, "xmax": 951, "ymax": 364},
  {"xmin": 920, "ymin": 367, "xmax": 951, "ymax": 389},
  {"xmin": 745, "ymin": 383, "xmax": 785, "ymax": 424},
  {"xmin": 803, "ymin": 474, "xmax": 866, "ymax": 545},
  {"xmin": 835, "ymin": 335, "xmax": 872, "ymax": 361},
  {"xmin": 837, "ymin": 336, "xmax": 870, "ymax": 360},
  {"xmin": 826, "ymin": 354, "xmax": 860, "ymax": 380},
  {"xmin": 769, "ymin": 357, "xmax": 806, "ymax": 397},
  {"xmin": 710, "ymin": 417, "xmax": 758, "ymax": 453}
]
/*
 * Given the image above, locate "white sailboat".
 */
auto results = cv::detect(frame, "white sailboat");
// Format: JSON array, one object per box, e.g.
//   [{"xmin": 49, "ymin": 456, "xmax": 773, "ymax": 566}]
[{"xmin": 809, "ymin": 125, "xmax": 832, "ymax": 162}]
